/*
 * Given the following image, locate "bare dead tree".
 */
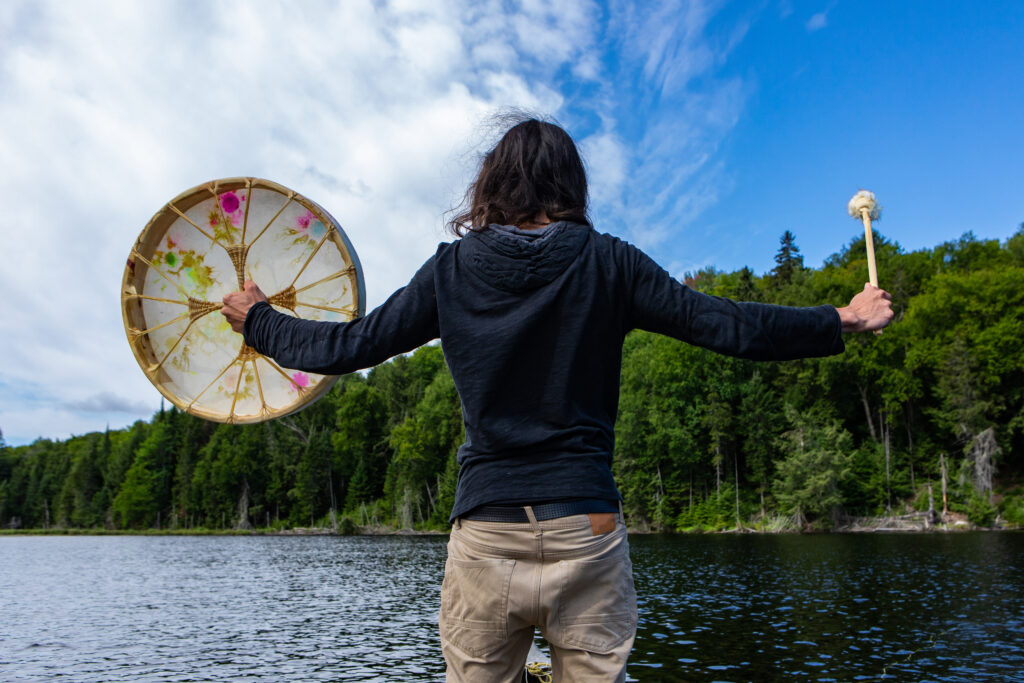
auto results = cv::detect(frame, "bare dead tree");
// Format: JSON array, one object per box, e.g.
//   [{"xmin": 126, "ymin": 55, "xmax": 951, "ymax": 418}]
[
  {"xmin": 940, "ymin": 453, "xmax": 949, "ymax": 517},
  {"xmin": 235, "ymin": 478, "xmax": 253, "ymax": 530},
  {"xmin": 328, "ymin": 467, "xmax": 338, "ymax": 532},
  {"xmin": 882, "ymin": 409, "xmax": 892, "ymax": 514},
  {"xmin": 425, "ymin": 479, "xmax": 436, "ymax": 520},
  {"xmin": 858, "ymin": 384, "xmax": 878, "ymax": 443},
  {"xmin": 279, "ymin": 417, "xmax": 311, "ymax": 444},
  {"xmin": 734, "ymin": 452, "xmax": 741, "ymax": 530},
  {"xmin": 965, "ymin": 427, "xmax": 999, "ymax": 500}
]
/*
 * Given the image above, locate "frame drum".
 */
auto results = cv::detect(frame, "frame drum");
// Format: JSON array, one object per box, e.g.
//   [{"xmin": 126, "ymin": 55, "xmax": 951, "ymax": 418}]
[{"xmin": 122, "ymin": 177, "xmax": 365, "ymax": 423}]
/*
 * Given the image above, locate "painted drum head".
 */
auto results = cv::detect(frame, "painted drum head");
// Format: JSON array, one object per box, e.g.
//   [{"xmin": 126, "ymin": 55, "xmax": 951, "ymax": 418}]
[{"xmin": 122, "ymin": 177, "xmax": 365, "ymax": 424}]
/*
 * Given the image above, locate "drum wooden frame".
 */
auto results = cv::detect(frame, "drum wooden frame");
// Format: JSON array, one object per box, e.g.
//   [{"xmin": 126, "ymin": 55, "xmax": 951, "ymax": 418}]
[{"xmin": 122, "ymin": 177, "xmax": 365, "ymax": 424}]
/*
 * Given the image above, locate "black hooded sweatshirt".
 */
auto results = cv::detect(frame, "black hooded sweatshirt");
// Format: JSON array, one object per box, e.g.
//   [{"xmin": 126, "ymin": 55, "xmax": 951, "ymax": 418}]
[{"xmin": 243, "ymin": 222, "xmax": 844, "ymax": 520}]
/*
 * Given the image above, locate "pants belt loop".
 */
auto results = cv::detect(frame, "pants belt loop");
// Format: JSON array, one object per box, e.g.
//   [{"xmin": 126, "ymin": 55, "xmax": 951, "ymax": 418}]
[
  {"xmin": 452, "ymin": 517, "xmax": 462, "ymax": 530},
  {"xmin": 523, "ymin": 506, "xmax": 542, "ymax": 537}
]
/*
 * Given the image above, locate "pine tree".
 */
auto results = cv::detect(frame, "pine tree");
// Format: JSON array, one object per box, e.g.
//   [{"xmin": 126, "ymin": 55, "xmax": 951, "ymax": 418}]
[
  {"xmin": 733, "ymin": 266, "xmax": 762, "ymax": 302},
  {"xmin": 771, "ymin": 230, "xmax": 804, "ymax": 285}
]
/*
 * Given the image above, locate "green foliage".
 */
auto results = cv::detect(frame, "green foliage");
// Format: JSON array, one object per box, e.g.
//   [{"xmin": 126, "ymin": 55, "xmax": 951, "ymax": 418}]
[
  {"xmin": 334, "ymin": 380, "xmax": 389, "ymax": 511},
  {"xmin": 1000, "ymin": 495, "xmax": 1024, "ymax": 527},
  {"xmin": 2, "ymin": 227, "xmax": 1022, "ymax": 532},
  {"xmin": 112, "ymin": 415, "xmax": 179, "ymax": 528},
  {"xmin": 772, "ymin": 409, "xmax": 853, "ymax": 528},
  {"xmin": 386, "ymin": 367, "xmax": 463, "ymax": 528},
  {"xmin": 336, "ymin": 515, "xmax": 358, "ymax": 535},
  {"xmin": 675, "ymin": 485, "xmax": 737, "ymax": 531},
  {"xmin": 966, "ymin": 491, "xmax": 997, "ymax": 527}
]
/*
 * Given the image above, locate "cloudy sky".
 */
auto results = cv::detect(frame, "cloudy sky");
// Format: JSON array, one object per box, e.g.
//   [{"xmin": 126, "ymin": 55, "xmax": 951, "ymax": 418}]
[{"xmin": 2, "ymin": 0, "xmax": 1022, "ymax": 446}]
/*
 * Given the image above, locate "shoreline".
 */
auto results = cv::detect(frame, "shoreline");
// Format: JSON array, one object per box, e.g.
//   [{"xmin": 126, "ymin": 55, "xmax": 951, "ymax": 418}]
[{"xmin": 2, "ymin": 516, "xmax": 1018, "ymax": 537}]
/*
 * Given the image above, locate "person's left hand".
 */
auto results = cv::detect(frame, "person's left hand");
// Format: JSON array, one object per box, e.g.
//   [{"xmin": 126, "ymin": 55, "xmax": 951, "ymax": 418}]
[{"xmin": 222, "ymin": 281, "xmax": 268, "ymax": 333}]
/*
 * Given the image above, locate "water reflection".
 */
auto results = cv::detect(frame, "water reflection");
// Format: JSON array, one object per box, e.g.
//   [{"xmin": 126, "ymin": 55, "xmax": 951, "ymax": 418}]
[{"xmin": 1, "ymin": 532, "xmax": 1021, "ymax": 681}]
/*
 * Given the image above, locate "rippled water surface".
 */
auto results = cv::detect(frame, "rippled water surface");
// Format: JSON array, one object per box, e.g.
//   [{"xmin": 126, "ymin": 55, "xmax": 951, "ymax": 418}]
[
  {"xmin": 1, "ymin": 532, "xmax": 1021, "ymax": 681},
  {"xmin": 629, "ymin": 533, "xmax": 1024, "ymax": 681}
]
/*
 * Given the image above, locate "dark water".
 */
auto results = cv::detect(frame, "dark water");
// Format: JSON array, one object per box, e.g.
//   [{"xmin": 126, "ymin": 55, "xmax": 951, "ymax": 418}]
[
  {"xmin": 629, "ymin": 533, "xmax": 1024, "ymax": 682},
  {"xmin": 1, "ymin": 533, "xmax": 1021, "ymax": 682}
]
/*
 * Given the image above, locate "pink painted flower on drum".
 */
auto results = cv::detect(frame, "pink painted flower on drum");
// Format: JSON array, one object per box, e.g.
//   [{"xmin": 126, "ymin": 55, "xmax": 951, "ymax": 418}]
[
  {"xmin": 296, "ymin": 211, "xmax": 313, "ymax": 232},
  {"xmin": 290, "ymin": 372, "xmax": 310, "ymax": 391},
  {"xmin": 219, "ymin": 191, "xmax": 240, "ymax": 214},
  {"xmin": 222, "ymin": 367, "xmax": 240, "ymax": 390}
]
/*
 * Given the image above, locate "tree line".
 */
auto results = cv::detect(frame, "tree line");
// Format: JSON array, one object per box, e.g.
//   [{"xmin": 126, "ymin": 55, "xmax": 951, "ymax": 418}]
[{"xmin": 2, "ymin": 227, "xmax": 1022, "ymax": 531}]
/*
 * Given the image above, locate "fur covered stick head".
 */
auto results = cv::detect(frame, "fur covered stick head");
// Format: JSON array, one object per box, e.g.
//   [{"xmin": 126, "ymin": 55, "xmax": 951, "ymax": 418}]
[{"xmin": 848, "ymin": 190, "xmax": 881, "ymax": 221}]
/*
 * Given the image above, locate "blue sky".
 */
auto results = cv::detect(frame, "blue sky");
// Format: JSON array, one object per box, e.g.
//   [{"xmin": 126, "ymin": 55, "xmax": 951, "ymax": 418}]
[
  {"xmin": 1, "ymin": 0, "xmax": 1022, "ymax": 446},
  {"xmin": 560, "ymin": 0, "xmax": 1024, "ymax": 276}
]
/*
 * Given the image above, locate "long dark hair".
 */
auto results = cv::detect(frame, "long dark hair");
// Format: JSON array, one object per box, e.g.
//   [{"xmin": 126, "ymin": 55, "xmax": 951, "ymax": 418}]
[{"xmin": 447, "ymin": 116, "xmax": 590, "ymax": 236}]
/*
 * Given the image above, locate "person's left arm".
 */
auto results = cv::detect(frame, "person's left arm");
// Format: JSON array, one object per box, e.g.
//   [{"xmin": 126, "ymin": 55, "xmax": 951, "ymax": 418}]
[{"xmin": 222, "ymin": 254, "xmax": 441, "ymax": 375}]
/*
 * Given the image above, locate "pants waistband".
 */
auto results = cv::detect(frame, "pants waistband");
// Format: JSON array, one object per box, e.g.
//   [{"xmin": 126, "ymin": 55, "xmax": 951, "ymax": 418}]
[{"xmin": 461, "ymin": 499, "xmax": 619, "ymax": 523}]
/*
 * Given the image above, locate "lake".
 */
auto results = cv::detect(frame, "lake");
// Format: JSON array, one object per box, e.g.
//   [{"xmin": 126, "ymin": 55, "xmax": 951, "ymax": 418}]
[{"xmin": 1, "ymin": 532, "xmax": 1021, "ymax": 681}]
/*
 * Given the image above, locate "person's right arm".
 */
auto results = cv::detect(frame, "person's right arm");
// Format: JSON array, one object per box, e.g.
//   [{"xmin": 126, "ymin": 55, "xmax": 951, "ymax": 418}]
[{"xmin": 225, "ymin": 253, "xmax": 441, "ymax": 375}]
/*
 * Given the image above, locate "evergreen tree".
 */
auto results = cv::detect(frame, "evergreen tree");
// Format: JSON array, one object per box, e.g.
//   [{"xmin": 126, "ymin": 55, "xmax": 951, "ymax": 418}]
[
  {"xmin": 772, "ymin": 408, "xmax": 853, "ymax": 528},
  {"xmin": 732, "ymin": 266, "xmax": 763, "ymax": 302},
  {"xmin": 385, "ymin": 369, "xmax": 462, "ymax": 527},
  {"xmin": 0, "ymin": 428, "xmax": 10, "ymax": 527},
  {"xmin": 334, "ymin": 381, "xmax": 389, "ymax": 511},
  {"xmin": 112, "ymin": 417, "xmax": 176, "ymax": 528},
  {"xmin": 738, "ymin": 371, "xmax": 782, "ymax": 516},
  {"xmin": 771, "ymin": 230, "xmax": 804, "ymax": 285}
]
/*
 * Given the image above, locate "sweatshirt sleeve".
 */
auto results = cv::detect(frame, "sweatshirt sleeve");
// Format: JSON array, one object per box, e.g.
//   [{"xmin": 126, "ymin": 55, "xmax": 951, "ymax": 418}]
[
  {"xmin": 243, "ymin": 252, "xmax": 441, "ymax": 374},
  {"xmin": 624, "ymin": 243, "xmax": 844, "ymax": 361}
]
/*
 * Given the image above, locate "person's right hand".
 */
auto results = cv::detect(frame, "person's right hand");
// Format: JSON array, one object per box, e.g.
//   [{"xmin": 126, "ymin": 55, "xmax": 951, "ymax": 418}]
[
  {"xmin": 221, "ymin": 281, "xmax": 269, "ymax": 334},
  {"xmin": 836, "ymin": 283, "xmax": 893, "ymax": 333}
]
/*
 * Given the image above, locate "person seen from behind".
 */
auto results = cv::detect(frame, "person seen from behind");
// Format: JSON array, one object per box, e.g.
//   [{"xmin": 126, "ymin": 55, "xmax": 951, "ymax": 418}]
[{"xmin": 222, "ymin": 114, "xmax": 893, "ymax": 682}]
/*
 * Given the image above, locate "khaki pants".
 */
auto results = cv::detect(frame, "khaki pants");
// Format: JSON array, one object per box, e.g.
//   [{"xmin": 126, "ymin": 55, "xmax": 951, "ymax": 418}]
[{"xmin": 440, "ymin": 510, "xmax": 637, "ymax": 682}]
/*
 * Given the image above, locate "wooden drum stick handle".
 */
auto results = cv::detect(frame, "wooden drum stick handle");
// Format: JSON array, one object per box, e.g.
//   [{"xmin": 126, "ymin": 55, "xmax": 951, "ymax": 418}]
[{"xmin": 860, "ymin": 208, "xmax": 879, "ymax": 288}]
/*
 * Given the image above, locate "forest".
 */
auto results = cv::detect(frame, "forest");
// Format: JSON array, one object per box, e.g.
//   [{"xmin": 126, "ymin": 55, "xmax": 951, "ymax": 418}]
[{"xmin": 2, "ymin": 227, "xmax": 1023, "ymax": 532}]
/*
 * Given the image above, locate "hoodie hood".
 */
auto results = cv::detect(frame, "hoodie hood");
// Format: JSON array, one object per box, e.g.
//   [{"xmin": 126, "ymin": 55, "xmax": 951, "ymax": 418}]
[{"xmin": 459, "ymin": 221, "xmax": 592, "ymax": 293}]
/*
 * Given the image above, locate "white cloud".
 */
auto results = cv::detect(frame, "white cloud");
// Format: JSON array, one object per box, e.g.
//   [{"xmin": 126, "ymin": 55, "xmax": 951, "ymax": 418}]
[
  {"xmin": 581, "ymin": 130, "xmax": 628, "ymax": 213},
  {"xmin": 63, "ymin": 392, "xmax": 153, "ymax": 414},
  {"xmin": 805, "ymin": 3, "xmax": 836, "ymax": 33},
  {"xmin": 0, "ymin": 0, "xmax": 599, "ymax": 444},
  {"xmin": 589, "ymin": 0, "xmax": 751, "ymax": 250},
  {"xmin": 0, "ymin": 0, "xmax": 751, "ymax": 445},
  {"xmin": 806, "ymin": 11, "xmax": 828, "ymax": 31}
]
